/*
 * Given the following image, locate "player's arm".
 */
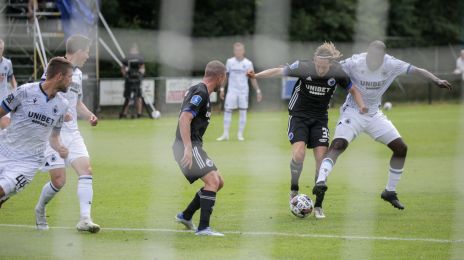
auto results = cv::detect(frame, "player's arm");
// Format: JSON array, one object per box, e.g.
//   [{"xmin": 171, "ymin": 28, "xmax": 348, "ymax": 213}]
[
  {"xmin": 219, "ymin": 74, "xmax": 229, "ymax": 100},
  {"xmin": 410, "ymin": 66, "xmax": 453, "ymax": 90},
  {"xmin": 0, "ymin": 106, "xmax": 8, "ymax": 118},
  {"xmin": 348, "ymin": 85, "xmax": 368, "ymax": 114},
  {"xmin": 77, "ymin": 100, "xmax": 98, "ymax": 126},
  {"xmin": 248, "ymin": 67, "xmax": 285, "ymax": 79},
  {"xmin": 178, "ymin": 111, "xmax": 194, "ymax": 169},
  {"xmin": 250, "ymin": 78, "xmax": 262, "ymax": 102},
  {"xmin": 49, "ymin": 127, "xmax": 69, "ymax": 159}
]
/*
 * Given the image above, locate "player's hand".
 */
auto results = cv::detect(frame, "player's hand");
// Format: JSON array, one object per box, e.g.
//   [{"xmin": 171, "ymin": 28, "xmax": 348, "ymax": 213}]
[
  {"xmin": 181, "ymin": 146, "xmax": 193, "ymax": 169},
  {"xmin": 64, "ymin": 113, "xmax": 72, "ymax": 122},
  {"xmin": 256, "ymin": 91, "xmax": 262, "ymax": 102},
  {"xmin": 57, "ymin": 146, "xmax": 69, "ymax": 159},
  {"xmin": 88, "ymin": 114, "xmax": 98, "ymax": 126},
  {"xmin": 359, "ymin": 107, "xmax": 368, "ymax": 114},
  {"xmin": 436, "ymin": 79, "xmax": 453, "ymax": 91},
  {"xmin": 247, "ymin": 69, "xmax": 255, "ymax": 78},
  {"xmin": 220, "ymin": 90, "xmax": 225, "ymax": 100}
]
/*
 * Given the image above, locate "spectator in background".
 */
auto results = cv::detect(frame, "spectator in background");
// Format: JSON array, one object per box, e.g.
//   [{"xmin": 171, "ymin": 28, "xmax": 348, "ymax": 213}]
[
  {"xmin": 120, "ymin": 43, "xmax": 145, "ymax": 119},
  {"xmin": 0, "ymin": 39, "xmax": 18, "ymax": 129},
  {"xmin": 454, "ymin": 49, "xmax": 464, "ymax": 79}
]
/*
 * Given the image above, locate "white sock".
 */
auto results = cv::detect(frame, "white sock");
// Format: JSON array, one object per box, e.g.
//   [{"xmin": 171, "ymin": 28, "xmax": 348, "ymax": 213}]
[
  {"xmin": 386, "ymin": 167, "xmax": 403, "ymax": 191},
  {"xmin": 238, "ymin": 109, "xmax": 247, "ymax": 135},
  {"xmin": 37, "ymin": 181, "xmax": 59, "ymax": 209},
  {"xmin": 223, "ymin": 110, "xmax": 232, "ymax": 136},
  {"xmin": 316, "ymin": 158, "xmax": 334, "ymax": 183},
  {"xmin": 78, "ymin": 175, "xmax": 93, "ymax": 220}
]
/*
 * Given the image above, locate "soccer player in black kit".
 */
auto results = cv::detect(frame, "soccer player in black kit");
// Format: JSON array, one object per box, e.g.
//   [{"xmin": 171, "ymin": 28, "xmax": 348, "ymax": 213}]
[
  {"xmin": 248, "ymin": 42, "xmax": 367, "ymax": 219},
  {"xmin": 173, "ymin": 60, "xmax": 227, "ymax": 236}
]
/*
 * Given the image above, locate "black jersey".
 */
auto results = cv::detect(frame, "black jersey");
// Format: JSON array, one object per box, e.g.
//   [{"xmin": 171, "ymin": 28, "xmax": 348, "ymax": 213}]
[
  {"xmin": 175, "ymin": 83, "xmax": 211, "ymax": 144},
  {"xmin": 284, "ymin": 60, "xmax": 352, "ymax": 120}
]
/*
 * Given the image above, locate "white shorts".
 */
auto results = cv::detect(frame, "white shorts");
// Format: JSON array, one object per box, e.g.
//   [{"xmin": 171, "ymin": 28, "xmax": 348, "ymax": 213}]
[
  {"xmin": 42, "ymin": 131, "xmax": 89, "ymax": 171},
  {"xmin": 224, "ymin": 92, "xmax": 248, "ymax": 110},
  {"xmin": 0, "ymin": 153, "xmax": 41, "ymax": 198},
  {"xmin": 334, "ymin": 107, "xmax": 401, "ymax": 145}
]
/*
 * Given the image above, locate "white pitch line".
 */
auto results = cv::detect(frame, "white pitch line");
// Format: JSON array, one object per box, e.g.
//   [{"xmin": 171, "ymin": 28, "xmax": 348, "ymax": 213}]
[{"xmin": 0, "ymin": 224, "xmax": 462, "ymax": 244}]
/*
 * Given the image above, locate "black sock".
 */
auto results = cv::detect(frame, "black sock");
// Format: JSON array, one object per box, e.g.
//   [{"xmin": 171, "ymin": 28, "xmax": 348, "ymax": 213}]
[
  {"xmin": 314, "ymin": 193, "xmax": 324, "ymax": 208},
  {"xmin": 183, "ymin": 188, "xmax": 203, "ymax": 220},
  {"xmin": 198, "ymin": 190, "xmax": 216, "ymax": 231},
  {"xmin": 290, "ymin": 159, "xmax": 303, "ymax": 191}
]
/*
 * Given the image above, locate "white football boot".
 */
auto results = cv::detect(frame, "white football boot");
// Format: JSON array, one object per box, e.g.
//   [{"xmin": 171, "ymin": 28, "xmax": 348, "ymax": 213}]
[{"xmin": 76, "ymin": 218, "xmax": 101, "ymax": 233}]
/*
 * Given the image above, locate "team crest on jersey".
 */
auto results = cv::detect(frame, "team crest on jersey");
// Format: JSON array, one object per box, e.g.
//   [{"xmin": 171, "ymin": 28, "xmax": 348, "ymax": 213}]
[
  {"xmin": 344, "ymin": 119, "xmax": 351, "ymax": 124},
  {"xmin": 52, "ymin": 105, "xmax": 59, "ymax": 115},
  {"xmin": 205, "ymin": 159, "xmax": 214, "ymax": 167},
  {"xmin": 327, "ymin": 78, "xmax": 336, "ymax": 87},
  {"xmin": 190, "ymin": 95, "xmax": 202, "ymax": 106},
  {"xmin": 4, "ymin": 66, "xmax": 7, "ymax": 70},
  {"xmin": 288, "ymin": 132, "xmax": 294, "ymax": 140},
  {"xmin": 289, "ymin": 61, "xmax": 299, "ymax": 70}
]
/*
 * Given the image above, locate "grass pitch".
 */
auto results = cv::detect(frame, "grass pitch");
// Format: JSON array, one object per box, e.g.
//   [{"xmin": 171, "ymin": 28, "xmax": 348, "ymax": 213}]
[{"xmin": 0, "ymin": 103, "xmax": 463, "ymax": 259}]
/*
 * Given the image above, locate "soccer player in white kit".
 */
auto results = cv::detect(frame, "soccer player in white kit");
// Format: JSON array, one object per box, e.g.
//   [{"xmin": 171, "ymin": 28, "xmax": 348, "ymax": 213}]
[
  {"xmin": 35, "ymin": 35, "xmax": 100, "ymax": 233},
  {"xmin": 313, "ymin": 41, "xmax": 453, "ymax": 211},
  {"xmin": 0, "ymin": 39, "xmax": 18, "ymax": 129},
  {"xmin": 0, "ymin": 57, "xmax": 71, "ymax": 208},
  {"xmin": 217, "ymin": 42, "xmax": 262, "ymax": 141}
]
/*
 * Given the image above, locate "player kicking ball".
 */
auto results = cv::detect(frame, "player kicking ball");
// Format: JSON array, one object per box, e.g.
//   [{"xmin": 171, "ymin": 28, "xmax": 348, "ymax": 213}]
[
  {"xmin": 0, "ymin": 57, "xmax": 70, "ymax": 209},
  {"xmin": 173, "ymin": 60, "xmax": 227, "ymax": 236},
  {"xmin": 35, "ymin": 35, "xmax": 100, "ymax": 233},
  {"xmin": 248, "ymin": 42, "xmax": 367, "ymax": 219},
  {"xmin": 313, "ymin": 40, "xmax": 453, "ymax": 212}
]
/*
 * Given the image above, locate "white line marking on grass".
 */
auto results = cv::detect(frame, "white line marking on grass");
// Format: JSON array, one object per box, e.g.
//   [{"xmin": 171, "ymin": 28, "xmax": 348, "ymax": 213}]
[{"xmin": 1, "ymin": 224, "xmax": 462, "ymax": 244}]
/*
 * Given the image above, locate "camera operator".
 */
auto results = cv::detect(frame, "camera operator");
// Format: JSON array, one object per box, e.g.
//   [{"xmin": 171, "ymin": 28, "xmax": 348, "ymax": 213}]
[{"xmin": 120, "ymin": 43, "xmax": 145, "ymax": 118}]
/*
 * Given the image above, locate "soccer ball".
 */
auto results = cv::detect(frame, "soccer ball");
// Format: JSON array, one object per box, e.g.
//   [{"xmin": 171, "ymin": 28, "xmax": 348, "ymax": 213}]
[
  {"xmin": 383, "ymin": 102, "xmax": 393, "ymax": 111},
  {"xmin": 289, "ymin": 194, "xmax": 314, "ymax": 218},
  {"xmin": 151, "ymin": 110, "xmax": 161, "ymax": 119}
]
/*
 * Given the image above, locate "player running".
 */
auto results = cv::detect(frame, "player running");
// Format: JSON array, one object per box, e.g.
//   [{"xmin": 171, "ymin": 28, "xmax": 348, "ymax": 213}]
[
  {"xmin": 173, "ymin": 60, "xmax": 227, "ymax": 236},
  {"xmin": 0, "ymin": 57, "xmax": 71, "ymax": 208},
  {"xmin": 313, "ymin": 40, "xmax": 453, "ymax": 212},
  {"xmin": 248, "ymin": 42, "xmax": 367, "ymax": 219},
  {"xmin": 35, "ymin": 35, "xmax": 100, "ymax": 233},
  {"xmin": 0, "ymin": 39, "xmax": 18, "ymax": 129},
  {"xmin": 216, "ymin": 42, "xmax": 262, "ymax": 141}
]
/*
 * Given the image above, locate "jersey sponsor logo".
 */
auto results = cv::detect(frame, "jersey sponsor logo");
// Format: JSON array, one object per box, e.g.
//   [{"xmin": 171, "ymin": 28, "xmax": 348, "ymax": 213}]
[
  {"xmin": 190, "ymin": 95, "xmax": 202, "ymax": 106},
  {"xmin": 306, "ymin": 84, "xmax": 331, "ymax": 96},
  {"xmin": 205, "ymin": 159, "xmax": 214, "ymax": 167},
  {"xmin": 360, "ymin": 80, "xmax": 388, "ymax": 89},
  {"xmin": 327, "ymin": 78, "xmax": 336, "ymax": 87},
  {"xmin": 289, "ymin": 61, "xmax": 299, "ymax": 70},
  {"xmin": 28, "ymin": 111, "xmax": 55, "ymax": 126}
]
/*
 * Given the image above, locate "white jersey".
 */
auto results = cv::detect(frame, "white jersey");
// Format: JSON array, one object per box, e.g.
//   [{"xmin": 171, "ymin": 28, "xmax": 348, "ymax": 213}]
[
  {"xmin": 226, "ymin": 57, "xmax": 254, "ymax": 95},
  {"xmin": 341, "ymin": 53, "xmax": 412, "ymax": 115},
  {"xmin": 0, "ymin": 82, "xmax": 68, "ymax": 159},
  {"xmin": 42, "ymin": 67, "xmax": 83, "ymax": 132},
  {"xmin": 0, "ymin": 57, "xmax": 14, "ymax": 99}
]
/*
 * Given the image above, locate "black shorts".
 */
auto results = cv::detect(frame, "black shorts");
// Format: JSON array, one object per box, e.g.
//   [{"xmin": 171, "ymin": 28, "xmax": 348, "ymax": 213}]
[
  {"xmin": 287, "ymin": 116, "xmax": 330, "ymax": 148},
  {"xmin": 173, "ymin": 142, "xmax": 218, "ymax": 184},
  {"xmin": 124, "ymin": 80, "xmax": 142, "ymax": 98}
]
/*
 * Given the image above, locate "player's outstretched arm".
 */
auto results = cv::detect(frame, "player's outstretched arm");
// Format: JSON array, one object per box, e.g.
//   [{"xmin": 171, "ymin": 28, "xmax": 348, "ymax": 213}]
[
  {"xmin": 348, "ymin": 85, "xmax": 368, "ymax": 114},
  {"xmin": 49, "ymin": 128, "xmax": 69, "ymax": 159},
  {"xmin": 0, "ymin": 107, "xmax": 8, "ymax": 119},
  {"xmin": 77, "ymin": 100, "xmax": 98, "ymax": 126},
  {"xmin": 412, "ymin": 67, "xmax": 453, "ymax": 91},
  {"xmin": 179, "ymin": 112, "xmax": 194, "ymax": 169},
  {"xmin": 248, "ymin": 67, "xmax": 284, "ymax": 79}
]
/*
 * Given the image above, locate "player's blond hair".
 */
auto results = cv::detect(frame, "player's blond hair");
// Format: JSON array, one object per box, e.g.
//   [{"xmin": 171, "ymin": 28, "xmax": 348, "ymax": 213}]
[{"xmin": 314, "ymin": 42, "xmax": 342, "ymax": 61}]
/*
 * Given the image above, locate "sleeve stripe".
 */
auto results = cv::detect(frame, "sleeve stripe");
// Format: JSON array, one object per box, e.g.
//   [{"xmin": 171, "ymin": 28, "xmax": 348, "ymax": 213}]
[
  {"xmin": 346, "ymin": 81, "xmax": 353, "ymax": 90},
  {"xmin": 1, "ymin": 101, "xmax": 12, "ymax": 113},
  {"xmin": 182, "ymin": 108, "xmax": 197, "ymax": 118},
  {"xmin": 406, "ymin": 65, "xmax": 412, "ymax": 74}
]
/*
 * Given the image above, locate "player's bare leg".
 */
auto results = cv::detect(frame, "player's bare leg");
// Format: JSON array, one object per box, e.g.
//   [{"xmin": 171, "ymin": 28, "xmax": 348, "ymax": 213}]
[
  {"xmin": 290, "ymin": 141, "xmax": 306, "ymax": 199},
  {"xmin": 0, "ymin": 116, "xmax": 10, "ymax": 129},
  {"xmin": 0, "ymin": 186, "xmax": 9, "ymax": 208},
  {"xmin": 35, "ymin": 168, "xmax": 66, "ymax": 230},
  {"xmin": 72, "ymin": 157, "xmax": 100, "ymax": 233},
  {"xmin": 136, "ymin": 97, "xmax": 143, "ymax": 118},
  {"xmin": 315, "ymin": 138, "xmax": 349, "ymax": 184},
  {"xmin": 381, "ymin": 138, "xmax": 407, "ymax": 210}
]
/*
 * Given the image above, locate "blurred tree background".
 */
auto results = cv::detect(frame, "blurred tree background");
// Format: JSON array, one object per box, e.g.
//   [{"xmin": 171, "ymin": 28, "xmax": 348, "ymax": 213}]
[{"xmin": 99, "ymin": 0, "xmax": 464, "ymax": 77}]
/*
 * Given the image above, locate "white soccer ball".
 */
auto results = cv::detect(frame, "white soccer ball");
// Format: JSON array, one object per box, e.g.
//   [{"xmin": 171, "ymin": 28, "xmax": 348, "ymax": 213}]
[
  {"xmin": 151, "ymin": 110, "xmax": 161, "ymax": 119},
  {"xmin": 289, "ymin": 194, "xmax": 314, "ymax": 218},
  {"xmin": 383, "ymin": 102, "xmax": 393, "ymax": 111}
]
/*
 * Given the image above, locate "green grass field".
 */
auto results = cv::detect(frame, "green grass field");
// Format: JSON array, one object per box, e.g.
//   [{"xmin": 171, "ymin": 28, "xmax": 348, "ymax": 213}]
[{"xmin": 1, "ymin": 103, "xmax": 463, "ymax": 259}]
